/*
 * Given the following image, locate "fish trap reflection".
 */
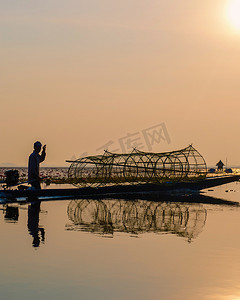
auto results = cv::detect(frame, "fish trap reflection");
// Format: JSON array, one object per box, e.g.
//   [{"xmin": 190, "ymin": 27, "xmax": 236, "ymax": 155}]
[{"xmin": 66, "ymin": 199, "xmax": 207, "ymax": 241}]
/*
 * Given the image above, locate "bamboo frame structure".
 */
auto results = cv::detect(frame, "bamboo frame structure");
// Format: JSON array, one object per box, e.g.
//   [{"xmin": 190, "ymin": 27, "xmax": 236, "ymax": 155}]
[{"xmin": 66, "ymin": 145, "xmax": 207, "ymax": 187}]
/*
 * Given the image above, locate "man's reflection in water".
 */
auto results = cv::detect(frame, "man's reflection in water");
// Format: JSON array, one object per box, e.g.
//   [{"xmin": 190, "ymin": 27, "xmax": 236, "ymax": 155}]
[{"xmin": 27, "ymin": 201, "xmax": 45, "ymax": 248}]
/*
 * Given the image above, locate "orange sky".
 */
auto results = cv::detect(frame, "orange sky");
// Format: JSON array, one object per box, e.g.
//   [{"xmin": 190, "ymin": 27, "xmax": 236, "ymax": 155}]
[{"xmin": 1, "ymin": 0, "xmax": 240, "ymax": 167}]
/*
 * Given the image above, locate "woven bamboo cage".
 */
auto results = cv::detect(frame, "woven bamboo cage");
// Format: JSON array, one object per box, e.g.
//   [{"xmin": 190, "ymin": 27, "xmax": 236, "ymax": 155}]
[{"xmin": 67, "ymin": 145, "xmax": 207, "ymax": 187}]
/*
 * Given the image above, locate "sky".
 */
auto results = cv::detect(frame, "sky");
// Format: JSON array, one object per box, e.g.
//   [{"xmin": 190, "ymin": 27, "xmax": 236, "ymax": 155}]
[{"xmin": 1, "ymin": 0, "xmax": 240, "ymax": 167}]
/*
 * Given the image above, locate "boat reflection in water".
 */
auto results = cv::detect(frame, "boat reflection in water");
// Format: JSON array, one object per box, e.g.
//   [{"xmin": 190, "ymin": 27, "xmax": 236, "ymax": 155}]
[
  {"xmin": 3, "ymin": 205, "xmax": 19, "ymax": 223},
  {"xmin": 1, "ymin": 201, "xmax": 45, "ymax": 248},
  {"xmin": 66, "ymin": 199, "xmax": 207, "ymax": 242}
]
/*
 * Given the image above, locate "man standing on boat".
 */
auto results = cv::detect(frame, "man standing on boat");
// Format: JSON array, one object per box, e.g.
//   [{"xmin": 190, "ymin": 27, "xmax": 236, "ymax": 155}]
[{"xmin": 28, "ymin": 141, "xmax": 46, "ymax": 189}]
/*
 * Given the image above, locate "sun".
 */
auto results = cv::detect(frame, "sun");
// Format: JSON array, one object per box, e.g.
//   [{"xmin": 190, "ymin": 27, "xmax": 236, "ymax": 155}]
[{"xmin": 226, "ymin": 0, "xmax": 240, "ymax": 30}]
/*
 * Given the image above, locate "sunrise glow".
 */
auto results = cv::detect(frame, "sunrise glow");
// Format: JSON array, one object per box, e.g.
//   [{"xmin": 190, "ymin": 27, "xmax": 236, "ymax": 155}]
[{"xmin": 226, "ymin": 0, "xmax": 240, "ymax": 31}]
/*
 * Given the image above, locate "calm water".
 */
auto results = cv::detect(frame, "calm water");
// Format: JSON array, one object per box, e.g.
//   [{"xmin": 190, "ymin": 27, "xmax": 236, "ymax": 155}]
[{"xmin": 1, "ymin": 181, "xmax": 240, "ymax": 300}]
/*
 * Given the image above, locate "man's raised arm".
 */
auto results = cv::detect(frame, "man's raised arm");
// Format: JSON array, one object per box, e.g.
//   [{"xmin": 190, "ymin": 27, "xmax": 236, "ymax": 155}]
[{"xmin": 40, "ymin": 145, "xmax": 46, "ymax": 162}]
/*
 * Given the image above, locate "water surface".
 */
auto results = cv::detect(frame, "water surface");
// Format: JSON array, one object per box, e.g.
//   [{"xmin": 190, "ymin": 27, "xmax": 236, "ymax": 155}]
[{"xmin": 1, "ymin": 182, "xmax": 240, "ymax": 300}]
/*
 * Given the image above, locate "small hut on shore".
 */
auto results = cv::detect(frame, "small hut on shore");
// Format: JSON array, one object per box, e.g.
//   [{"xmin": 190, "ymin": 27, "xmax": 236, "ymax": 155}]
[{"xmin": 216, "ymin": 160, "xmax": 224, "ymax": 171}]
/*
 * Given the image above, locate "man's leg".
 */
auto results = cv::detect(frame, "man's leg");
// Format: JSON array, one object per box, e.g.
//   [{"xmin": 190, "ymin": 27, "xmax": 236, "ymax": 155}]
[{"xmin": 31, "ymin": 181, "xmax": 41, "ymax": 190}]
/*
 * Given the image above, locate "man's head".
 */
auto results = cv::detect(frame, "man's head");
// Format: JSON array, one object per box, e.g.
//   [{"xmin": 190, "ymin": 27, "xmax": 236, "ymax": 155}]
[{"xmin": 34, "ymin": 141, "xmax": 42, "ymax": 153}]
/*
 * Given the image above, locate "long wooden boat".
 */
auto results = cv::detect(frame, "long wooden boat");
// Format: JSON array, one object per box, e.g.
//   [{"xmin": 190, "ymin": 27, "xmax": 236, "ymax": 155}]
[{"xmin": 0, "ymin": 175, "xmax": 239, "ymax": 203}]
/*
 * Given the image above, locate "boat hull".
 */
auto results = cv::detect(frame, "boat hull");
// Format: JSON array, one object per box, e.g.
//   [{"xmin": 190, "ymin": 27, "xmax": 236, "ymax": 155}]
[{"xmin": 1, "ymin": 175, "xmax": 239, "ymax": 201}]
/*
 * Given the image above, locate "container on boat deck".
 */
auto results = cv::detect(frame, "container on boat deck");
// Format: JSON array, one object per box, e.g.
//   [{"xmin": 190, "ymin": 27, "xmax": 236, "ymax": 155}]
[{"xmin": 4, "ymin": 170, "xmax": 19, "ymax": 187}]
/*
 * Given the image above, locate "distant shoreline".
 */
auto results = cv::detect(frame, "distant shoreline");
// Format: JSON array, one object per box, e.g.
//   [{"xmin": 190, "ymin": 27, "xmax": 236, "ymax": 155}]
[
  {"xmin": 0, "ymin": 166, "xmax": 69, "ymax": 169},
  {"xmin": 1, "ymin": 166, "xmax": 240, "ymax": 169}
]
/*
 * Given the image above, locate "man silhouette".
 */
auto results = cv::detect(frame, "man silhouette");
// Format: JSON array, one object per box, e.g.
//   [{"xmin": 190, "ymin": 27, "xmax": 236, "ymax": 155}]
[{"xmin": 28, "ymin": 141, "xmax": 46, "ymax": 189}]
